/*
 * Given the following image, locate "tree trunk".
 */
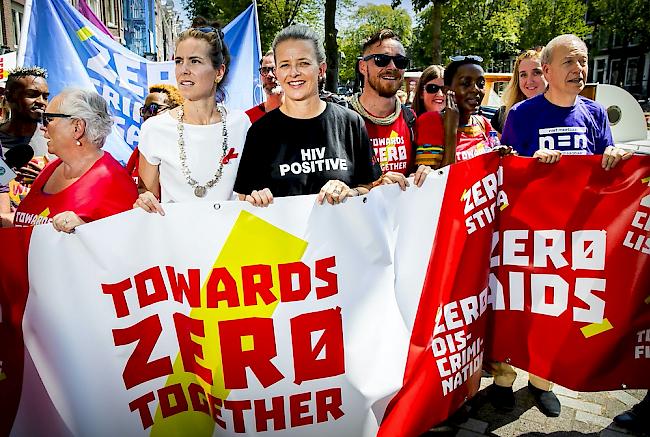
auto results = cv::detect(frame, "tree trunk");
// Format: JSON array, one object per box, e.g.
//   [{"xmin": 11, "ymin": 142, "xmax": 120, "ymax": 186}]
[
  {"xmin": 432, "ymin": 1, "xmax": 442, "ymax": 64},
  {"xmin": 324, "ymin": 0, "xmax": 338, "ymax": 93}
]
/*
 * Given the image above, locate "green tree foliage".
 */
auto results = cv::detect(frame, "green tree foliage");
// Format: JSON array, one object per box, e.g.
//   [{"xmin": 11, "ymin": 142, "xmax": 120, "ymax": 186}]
[
  {"xmin": 519, "ymin": 0, "xmax": 592, "ymax": 49},
  {"xmin": 182, "ymin": 0, "xmax": 321, "ymax": 51},
  {"xmin": 338, "ymin": 5, "xmax": 412, "ymax": 82},
  {"xmin": 590, "ymin": 0, "xmax": 650, "ymax": 47},
  {"xmin": 393, "ymin": 0, "xmax": 449, "ymax": 63},
  {"xmin": 409, "ymin": 0, "xmax": 592, "ymax": 70},
  {"xmin": 409, "ymin": 0, "xmax": 527, "ymax": 69}
]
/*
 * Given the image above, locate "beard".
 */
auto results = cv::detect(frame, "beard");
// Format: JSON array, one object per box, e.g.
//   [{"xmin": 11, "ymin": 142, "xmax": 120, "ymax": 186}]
[{"xmin": 366, "ymin": 72, "xmax": 402, "ymax": 98}]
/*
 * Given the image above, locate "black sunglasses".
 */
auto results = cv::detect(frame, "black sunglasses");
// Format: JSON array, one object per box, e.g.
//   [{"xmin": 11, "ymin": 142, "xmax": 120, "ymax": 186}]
[
  {"xmin": 140, "ymin": 103, "xmax": 169, "ymax": 117},
  {"xmin": 42, "ymin": 113, "xmax": 72, "ymax": 127},
  {"xmin": 362, "ymin": 54, "xmax": 410, "ymax": 70},
  {"xmin": 449, "ymin": 55, "xmax": 484, "ymax": 63},
  {"xmin": 424, "ymin": 83, "xmax": 443, "ymax": 94},
  {"xmin": 259, "ymin": 66, "xmax": 274, "ymax": 76}
]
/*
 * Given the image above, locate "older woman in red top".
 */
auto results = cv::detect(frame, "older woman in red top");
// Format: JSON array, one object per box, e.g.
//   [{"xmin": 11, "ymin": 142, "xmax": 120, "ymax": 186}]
[{"xmin": 0, "ymin": 88, "xmax": 137, "ymax": 233}]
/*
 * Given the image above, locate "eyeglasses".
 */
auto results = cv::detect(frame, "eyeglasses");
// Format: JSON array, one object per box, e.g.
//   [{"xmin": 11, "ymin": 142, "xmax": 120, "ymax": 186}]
[
  {"xmin": 140, "ymin": 103, "xmax": 170, "ymax": 118},
  {"xmin": 362, "ymin": 54, "xmax": 410, "ymax": 70},
  {"xmin": 424, "ymin": 84, "xmax": 443, "ymax": 94},
  {"xmin": 259, "ymin": 66, "xmax": 274, "ymax": 76},
  {"xmin": 42, "ymin": 113, "xmax": 72, "ymax": 127},
  {"xmin": 449, "ymin": 55, "xmax": 484, "ymax": 63}
]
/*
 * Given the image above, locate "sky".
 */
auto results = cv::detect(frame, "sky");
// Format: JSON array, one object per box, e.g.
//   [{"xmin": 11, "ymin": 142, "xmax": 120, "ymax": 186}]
[{"xmin": 173, "ymin": 0, "xmax": 417, "ymax": 29}]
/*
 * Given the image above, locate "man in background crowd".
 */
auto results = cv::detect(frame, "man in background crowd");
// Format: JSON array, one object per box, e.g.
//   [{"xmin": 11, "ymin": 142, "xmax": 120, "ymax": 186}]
[
  {"xmin": 246, "ymin": 50, "xmax": 283, "ymax": 124},
  {"xmin": 0, "ymin": 66, "xmax": 50, "ymax": 212}
]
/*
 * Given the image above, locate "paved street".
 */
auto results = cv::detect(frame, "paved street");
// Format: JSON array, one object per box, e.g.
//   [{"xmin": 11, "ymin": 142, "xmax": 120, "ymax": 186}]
[{"xmin": 426, "ymin": 371, "xmax": 648, "ymax": 437}]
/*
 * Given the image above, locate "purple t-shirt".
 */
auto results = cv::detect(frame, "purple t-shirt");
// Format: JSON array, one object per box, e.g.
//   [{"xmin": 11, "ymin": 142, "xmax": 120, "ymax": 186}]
[{"xmin": 501, "ymin": 94, "xmax": 613, "ymax": 157}]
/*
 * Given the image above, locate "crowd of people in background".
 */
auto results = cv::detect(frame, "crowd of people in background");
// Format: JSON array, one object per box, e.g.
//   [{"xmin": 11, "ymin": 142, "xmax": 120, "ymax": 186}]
[{"xmin": 0, "ymin": 18, "xmax": 646, "ymax": 433}]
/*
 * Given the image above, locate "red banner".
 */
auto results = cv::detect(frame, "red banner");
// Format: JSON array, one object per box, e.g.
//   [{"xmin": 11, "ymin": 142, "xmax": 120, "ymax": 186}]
[
  {"xmin": 379, "ymin": 154, "xmax": 650, "ymax": 436},
  {"xmin": 488, "ymin": 155, "xmax": 650, "ymax": 390},
  {"xmin": 380, "ymin": 153, "xmax": 501, "ymax": 436},
  {"xmin": 0, "ymin": 227, "xmax": 32, "ymax": 437}
]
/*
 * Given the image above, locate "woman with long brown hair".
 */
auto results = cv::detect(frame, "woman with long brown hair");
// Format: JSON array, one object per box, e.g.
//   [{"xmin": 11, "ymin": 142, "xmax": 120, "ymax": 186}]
[{"xmin": 412, "ymin": 64, "xmax": 445, "ymax": 116}]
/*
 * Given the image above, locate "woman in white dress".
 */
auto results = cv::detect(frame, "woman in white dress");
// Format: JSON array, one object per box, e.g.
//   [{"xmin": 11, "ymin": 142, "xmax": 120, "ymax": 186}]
[{"xmin": 135, "ymin": 19, "xmax": 250, "ymax": 214}]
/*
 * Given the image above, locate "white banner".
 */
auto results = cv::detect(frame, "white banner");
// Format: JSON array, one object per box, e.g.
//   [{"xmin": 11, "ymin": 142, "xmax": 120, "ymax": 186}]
[{"xmin": 12, "ymin": 172, "xmax": 448, "ymax": 436}]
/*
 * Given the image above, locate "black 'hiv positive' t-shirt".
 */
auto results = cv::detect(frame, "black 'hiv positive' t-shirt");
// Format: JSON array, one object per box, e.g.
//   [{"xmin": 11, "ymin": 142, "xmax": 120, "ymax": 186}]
[{"xmin": 234, "ymin": 102, "xmax": 381, "ymax": 197}]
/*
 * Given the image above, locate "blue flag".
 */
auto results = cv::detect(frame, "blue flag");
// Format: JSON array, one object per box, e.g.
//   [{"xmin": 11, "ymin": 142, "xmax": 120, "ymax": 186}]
[{"xmin": 19, "ymin": 0, "xmax": 261, "ymax": 164}]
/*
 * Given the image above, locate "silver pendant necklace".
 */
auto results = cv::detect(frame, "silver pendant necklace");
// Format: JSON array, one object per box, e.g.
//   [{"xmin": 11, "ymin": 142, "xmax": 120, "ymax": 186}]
[{"xmin": 177, "ymin": 105, "xmax": 229, "ymax": 198}]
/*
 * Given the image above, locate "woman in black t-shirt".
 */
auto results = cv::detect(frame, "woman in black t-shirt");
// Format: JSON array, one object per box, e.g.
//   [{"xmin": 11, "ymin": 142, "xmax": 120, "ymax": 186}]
[{"xmin": 234, "ymin": 25, "xmax": 381, "ymax": 206}]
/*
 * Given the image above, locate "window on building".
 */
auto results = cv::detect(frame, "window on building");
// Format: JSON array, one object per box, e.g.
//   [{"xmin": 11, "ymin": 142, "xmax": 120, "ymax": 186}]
[
  {"xmin": 612, "ymin": 32, "xmax": 623, "ymax": 48},
  {"xmin": 87, "ymin": 0, "xmax": 101, "ymax": 17},
  {"xmin": 596, "ymin": 28, "xmax": 608, "ymax": 50},
  {"xmin": 625, "ymin": 57, "xmax": 640, "ymax": 86},
  {"xmin": 610, "ymin": 59, "xmax": 621, "ymax": 86},
  {"xmin": 11, "ymin": 5, "xmax": 23, "ymax": 49},
  {"xmin": 104, "ymin": 0, "xmax": 117, "ymax": 27},
  {"xmin": 593, "ymin": 57, "xmax": 608, "ymax": 83}
]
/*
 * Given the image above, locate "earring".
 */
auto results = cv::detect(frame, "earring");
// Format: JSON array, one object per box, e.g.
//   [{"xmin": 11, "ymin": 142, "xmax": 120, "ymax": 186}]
[{"xmin": 76, "ymin": 140, "xmax": 81, "ymax": 146}]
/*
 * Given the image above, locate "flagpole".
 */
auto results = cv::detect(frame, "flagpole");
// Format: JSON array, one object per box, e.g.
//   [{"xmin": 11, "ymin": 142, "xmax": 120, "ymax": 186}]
[
  {"xmin": 253, "ymin": 0, "xmax": 262, "ymax": 56},
  {"xmin": 17, "ymin": 0, "xmax": 34, "ymax": 66}
]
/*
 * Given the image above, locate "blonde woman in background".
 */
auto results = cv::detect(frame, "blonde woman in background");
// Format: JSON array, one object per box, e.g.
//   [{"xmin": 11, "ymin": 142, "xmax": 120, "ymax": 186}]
[{"xmin": 491, "ymin": 48, "xmax": 546, "ymax": 133}]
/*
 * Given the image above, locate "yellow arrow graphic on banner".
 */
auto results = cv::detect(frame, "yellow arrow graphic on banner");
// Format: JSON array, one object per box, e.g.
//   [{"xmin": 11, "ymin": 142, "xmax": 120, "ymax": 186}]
[
  {"xmin": 580, "ymin": 318, "xmax": 613, "ymax": 338},
  {"xmin": 150, "ymin": 210, "xmax": 308, "ymax": 436}
]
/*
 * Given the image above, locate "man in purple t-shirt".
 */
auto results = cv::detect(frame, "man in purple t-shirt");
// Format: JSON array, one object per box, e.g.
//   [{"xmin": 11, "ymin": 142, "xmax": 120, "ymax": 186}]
[
  {"xmin": 502, "ymin": 34, "xmax": 631, "ymax": 170},
  {"xmin": 492, "ymin": 34, "xmax": 633, "ymax": 420}
]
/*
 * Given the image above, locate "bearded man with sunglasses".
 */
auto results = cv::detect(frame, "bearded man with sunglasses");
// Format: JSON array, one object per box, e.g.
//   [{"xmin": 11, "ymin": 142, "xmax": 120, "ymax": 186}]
[
  {"xmin": 245, "ymin": 50, "xmax": 283, "ymax": 124},
  {"xmin": 351, "ymin": 30, "xmax": 440, "ymax": 189}
]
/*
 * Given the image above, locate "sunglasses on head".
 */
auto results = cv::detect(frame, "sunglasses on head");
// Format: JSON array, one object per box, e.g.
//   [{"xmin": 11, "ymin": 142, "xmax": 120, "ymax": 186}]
[
  {"xmin": 195, "ymin": 26, "xmax": 217, "ymax": 34},
  {"xmin": 140, "ymin": 103, "xmax": 169, "ymax": 117},
  {"xmin": 259, "ymin": 66, "xmax": 274, "ymax": 76},
  {"xmin": 362, "ymin": 53, "xmax": 410, "ymax": 70},
  {"xmin": 424, "ymin": 84, "xmax": 443, "ymax": 94},
  {"xmin": 449, "ymin": 55, "xmax": 484, "ymax": 63},
  {"xmin": 42, "ymin": 113, "xmax": 72, "ymax": 127}
]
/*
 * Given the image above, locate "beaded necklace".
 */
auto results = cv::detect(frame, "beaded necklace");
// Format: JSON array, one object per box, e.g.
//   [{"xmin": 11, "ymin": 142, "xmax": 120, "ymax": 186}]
[{"xmin": 177, "ymin": 105, "xmax": 228, "ymax": 198}]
